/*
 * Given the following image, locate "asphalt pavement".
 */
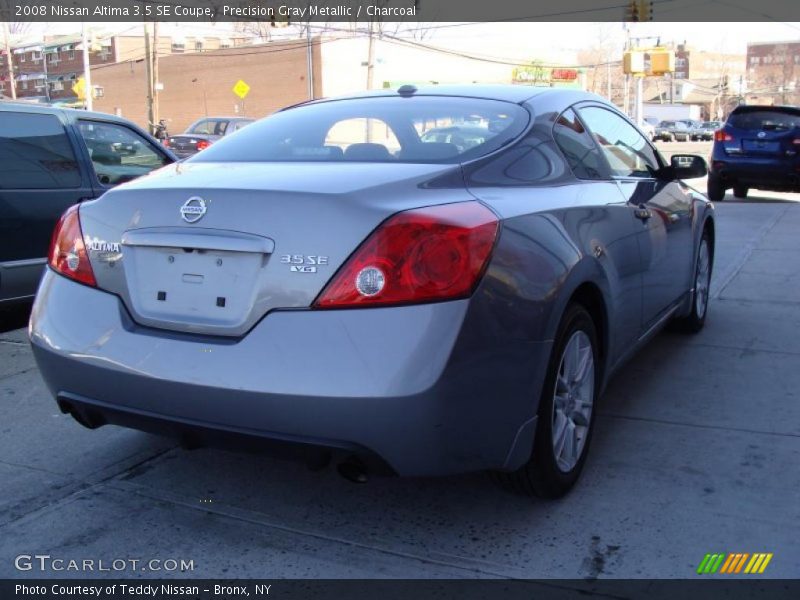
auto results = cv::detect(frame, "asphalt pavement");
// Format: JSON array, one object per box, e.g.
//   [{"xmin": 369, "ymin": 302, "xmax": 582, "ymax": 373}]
[{"xmin": 1, "ymin": 160, "xmax": 799, "ymax": 579}]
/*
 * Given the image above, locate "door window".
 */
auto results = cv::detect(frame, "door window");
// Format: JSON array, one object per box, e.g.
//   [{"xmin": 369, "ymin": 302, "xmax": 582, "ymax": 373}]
[
  {"xmin": 77, "ymin": 120, "xmax": 171, "ymax": 186},
  {"xmin": 553, "ymin": 109, "xmax": 606, "ymax": 179},
  {"xmin": 0, "ymin": 112, "xmax": 82, "ymax": 189},
  {"xmin": 578, "ymin": 106, "xmax": 660, "ymax": 178}
]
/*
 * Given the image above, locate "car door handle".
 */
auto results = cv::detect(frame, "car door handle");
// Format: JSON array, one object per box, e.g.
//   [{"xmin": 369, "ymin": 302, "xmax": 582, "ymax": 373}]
[{"xmin": 634, "ymin": 205, "xmax": 651, "ymax": 220}]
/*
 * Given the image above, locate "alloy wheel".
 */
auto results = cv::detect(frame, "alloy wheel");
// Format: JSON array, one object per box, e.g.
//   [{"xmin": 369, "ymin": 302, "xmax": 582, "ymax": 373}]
[
  {"xmin": 695, "ymin": 238, "xmax": 711, "ymax": 319},
  {"xmin": 551, "ymin": 330, "xmax": 595, "ymax": 473}
]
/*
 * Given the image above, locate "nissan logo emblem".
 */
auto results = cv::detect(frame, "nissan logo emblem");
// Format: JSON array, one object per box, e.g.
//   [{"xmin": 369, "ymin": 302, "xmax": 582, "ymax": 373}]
[{"xmin": 180, "ymin": 197, "xmax": 207, "ymax": 223}]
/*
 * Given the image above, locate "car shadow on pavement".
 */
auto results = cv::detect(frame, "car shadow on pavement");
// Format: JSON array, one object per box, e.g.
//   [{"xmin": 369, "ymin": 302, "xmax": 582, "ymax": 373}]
[{"xmin": 0, "ymin": 301, "xmax": 32, "ymax": 334}]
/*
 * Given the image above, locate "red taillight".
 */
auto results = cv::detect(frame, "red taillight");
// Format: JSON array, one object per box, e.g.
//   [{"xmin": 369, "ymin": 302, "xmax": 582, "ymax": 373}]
[
  {"xmin": 48, "ymin": 204, "xmax": 96, "ymax": 287},
  {"xmin": 314, "ymin": 202, "xmax": 499, "ymax": 309},
  {"xmin": 196, "ymin": 140, "xmax": 210, "ymax": 151},
  {"xmin": 163, "ymin": 138, "xmax": 170, "ymax": 148},
  {"xmin": 714, "ymin": 130, "xmax": 733, "ymax": 142}
]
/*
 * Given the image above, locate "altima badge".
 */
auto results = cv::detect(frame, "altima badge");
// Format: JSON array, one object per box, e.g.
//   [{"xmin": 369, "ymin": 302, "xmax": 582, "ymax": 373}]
[{"xmin": 180, "ymin": 197, "xmax": 207, "ymax": 223}]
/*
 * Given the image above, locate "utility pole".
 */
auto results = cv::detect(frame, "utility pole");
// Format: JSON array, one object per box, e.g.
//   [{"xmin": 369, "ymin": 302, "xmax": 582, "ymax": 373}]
[
  {"xmin": 143, "ymin": 22, "xmax": 154, "ymax": 133},
  {"xmin": 364, "ymin": 18, "xmax": 376, "ymax": 142},
  {"xmin": 81, "ymin": 23, "xmax": 93, "ymax": 110},
  {"xmin": 2, "ymin": 20, "xmax": 16, "ymax": 100},
  {"xmin": 365, "ymin": 19, "xmax": 375, "ymax": 91},
  {"xmin": 306, "ymin": 24, "xmax": 314, "ymax": 100},
  {"xmin": 152, "ymin": 20, "xmax": 159, "ymax": 124}
]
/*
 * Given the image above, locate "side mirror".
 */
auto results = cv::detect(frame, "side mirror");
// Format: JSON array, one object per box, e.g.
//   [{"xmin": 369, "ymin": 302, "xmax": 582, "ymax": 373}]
[{"xmin": 669, "ymin": 154, "xmax": 707, "ymax": 179}]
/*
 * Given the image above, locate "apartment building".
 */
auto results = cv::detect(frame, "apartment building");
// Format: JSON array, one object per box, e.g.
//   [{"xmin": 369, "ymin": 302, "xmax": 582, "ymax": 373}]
[{"xmin": 746, "ymin": 40, "xmax": 800, "ymax": 104}]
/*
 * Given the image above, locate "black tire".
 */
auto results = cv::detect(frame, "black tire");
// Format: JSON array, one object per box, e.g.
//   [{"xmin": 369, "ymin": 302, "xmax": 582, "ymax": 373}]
[
  {"xmin": 674, "ymin": 230, "xmax": 713, "ymax": 333},
  {"xmin": 733, "ymin": 186, "xmax": 749, "ymax": 199},
  {"xmin": 494, "ymin": 303, "xmax": 601, "ymax": 499},
  {"xmin": 707, "ymin": 175, "xmax": 725, "ymax": 201}
]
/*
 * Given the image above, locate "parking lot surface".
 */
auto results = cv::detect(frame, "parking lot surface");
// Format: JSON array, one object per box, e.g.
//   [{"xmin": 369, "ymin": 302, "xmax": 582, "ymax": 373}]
[{"xmin": 1, "ymin": 167, "xmax": 799, "ymax": 579}]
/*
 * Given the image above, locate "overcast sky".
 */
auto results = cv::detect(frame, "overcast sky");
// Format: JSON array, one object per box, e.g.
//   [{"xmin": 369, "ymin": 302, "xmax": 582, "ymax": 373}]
[{"xmin": 18, "ymin": 21, "xmax": 800, "ymax": 63}]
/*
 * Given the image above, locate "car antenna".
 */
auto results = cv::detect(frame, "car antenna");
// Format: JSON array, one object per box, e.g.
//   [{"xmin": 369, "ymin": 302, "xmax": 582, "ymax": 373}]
[{"xmin": 397, "ymin": 84, "xmax": 417, "ymax": 97}]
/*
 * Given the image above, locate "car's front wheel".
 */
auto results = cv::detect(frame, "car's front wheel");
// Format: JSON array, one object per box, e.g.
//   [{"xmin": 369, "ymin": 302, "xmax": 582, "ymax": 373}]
[
  {"xmin": 707, "ymin": 175, "xmax": 725, "ymax": 201},
  {"xmin": 495, "ymin": 303, "xmax": 600, "ymax": 499},
  {"xmin": 674, "ymin": 230, "xmax": 712, "ymax": 333}
]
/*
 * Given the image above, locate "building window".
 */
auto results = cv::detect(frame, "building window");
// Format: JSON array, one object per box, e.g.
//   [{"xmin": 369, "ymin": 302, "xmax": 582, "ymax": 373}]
[
  {"xmin": 51, "ymin": 81, "xmax": 63, "ymax": 91},
  {"xmin": 99, "ymin": 49, "xmax": 111, "ymax": 61},
  {"xmin": 48, "ymin": 51, "xmax": 60, "ymax": 64},
  {"xmin": 68, "ymin": 50, "xmax": 75, "ymax": 60},
  {"xmin": 19, "ymin": 53, "xmax": 26, "ymax": 62},
  {"xmin": 194, "ymin": 40, "xmax": 204, "ymax": 51},
  {"xmin": 171, "ymin": 43, "xmax": 185, "ymax": 53},
  {"xmin": 21, "ymin": 80, "xmax": 28, "ymax": 90}
]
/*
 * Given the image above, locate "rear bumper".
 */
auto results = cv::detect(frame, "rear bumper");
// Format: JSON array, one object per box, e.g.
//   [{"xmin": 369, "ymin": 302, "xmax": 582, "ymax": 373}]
[
  {"xmin": 30, "ymin": 271, "xmax": 550, "ymax": 476},
  {"xmin": 711, "ymin": 156, "xmax": 800, "ymax": 190}
]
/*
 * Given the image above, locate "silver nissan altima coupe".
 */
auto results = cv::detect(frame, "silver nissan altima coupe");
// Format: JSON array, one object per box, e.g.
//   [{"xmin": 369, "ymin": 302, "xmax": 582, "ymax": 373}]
[{"xmin": 30, "ymin": 85, "xmax": 714, "ymax": 498}]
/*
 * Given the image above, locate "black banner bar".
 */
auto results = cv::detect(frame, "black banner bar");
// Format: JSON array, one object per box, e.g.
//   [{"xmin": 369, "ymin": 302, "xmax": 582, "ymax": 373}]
[
  {"xmin": 0, "ymin": 0, "xmax": 799, "ymax": 22},
  {"xmin": 3, "ymin": 580, "xmax": 800, "ymax": 600}
]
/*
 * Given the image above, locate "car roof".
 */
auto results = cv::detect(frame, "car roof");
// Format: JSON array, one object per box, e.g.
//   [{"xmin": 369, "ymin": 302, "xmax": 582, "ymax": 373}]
[
  {"xmin": 304, "ymin": 84, "xmax": 604, "ymax": 107},
  {"xmin": 0, "ymin": 100, "xmax": 149, "ymax": 126},
  {"xmin": 191, "ymin": 116, "xmax": 255, "ymax": 121},
  {"xmin": 730, "ymin": 104, "xmax": 800, "ymax": 114}
]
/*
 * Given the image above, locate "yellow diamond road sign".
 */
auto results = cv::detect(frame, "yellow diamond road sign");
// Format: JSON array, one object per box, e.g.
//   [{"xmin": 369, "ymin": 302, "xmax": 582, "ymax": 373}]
[
  {"xmin": 72, "ymin": 77, "xmax": 86, "ymax": 100},
  {"xmin": 232, "ymin": 79, "xmax": 250, "ymax": 99}
]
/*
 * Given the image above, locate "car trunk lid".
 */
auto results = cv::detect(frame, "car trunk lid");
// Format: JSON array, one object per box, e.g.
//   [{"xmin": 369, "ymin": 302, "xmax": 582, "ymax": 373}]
[
  {"xmin": 167, "ymin": 134, "xmax": 216, "ymax": 156},
  {"xmin": 78, "ymin": 161, "xmax": 466, "ymax": 336}
]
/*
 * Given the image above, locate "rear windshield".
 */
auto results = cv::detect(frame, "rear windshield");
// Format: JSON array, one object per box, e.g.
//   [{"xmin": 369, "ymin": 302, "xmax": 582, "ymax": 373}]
[
  {"xmin": 728, "ymin": 108, "xmax": 800, "ymax": 131},
  {"xmin": 190, "ymin": 96, "xmax": 529, "ymax": 164}
]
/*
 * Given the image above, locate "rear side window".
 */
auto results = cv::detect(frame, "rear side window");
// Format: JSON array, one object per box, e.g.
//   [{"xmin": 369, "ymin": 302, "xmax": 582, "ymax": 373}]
[
  {"xmin": 728, "ymin": 108, "xmax": 800, "ymax": 131},
  {"xmin": 188, "ymin": 119, "xmax": 227, "ymax": 135},
  {"xmin": 0, "ymin": 112, "xmax": 81, "ymax": 189},
  {"xmin": 553, "ymin": 109, "xmax": 605, "ymax": 179}
]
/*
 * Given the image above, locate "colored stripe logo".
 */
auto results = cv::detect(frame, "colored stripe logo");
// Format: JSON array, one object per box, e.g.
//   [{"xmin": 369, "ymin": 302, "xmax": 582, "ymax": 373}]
[{"xmin": 697, "ymin": 553, "xmax": 773, "ymax": 574}]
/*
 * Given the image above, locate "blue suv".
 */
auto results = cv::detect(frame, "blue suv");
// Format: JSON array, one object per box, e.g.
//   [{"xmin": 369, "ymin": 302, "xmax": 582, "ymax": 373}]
[{"xmin": 708, "ymin": 105, "xmax": 800, "ymax": 201}]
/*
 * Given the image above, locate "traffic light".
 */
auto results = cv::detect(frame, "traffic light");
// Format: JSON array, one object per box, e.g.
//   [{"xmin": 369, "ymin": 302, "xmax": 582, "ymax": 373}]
[
  {"xmin": 648, "ymin": 48, "xmax": 675, "ymax": 75},
  {"xmin": 625, "ymin": 0, "xmax": 654, "ymax": 21},
  {"xmin": 639, "ymin": 0, "xmax": 653, "ymax": 20}
]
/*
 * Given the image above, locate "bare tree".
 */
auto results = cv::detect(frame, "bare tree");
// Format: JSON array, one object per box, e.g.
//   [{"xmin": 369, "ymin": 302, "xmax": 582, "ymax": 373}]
[{"xmin": 577, "ymin": 24, "xmax": 626, "ymax": 107}]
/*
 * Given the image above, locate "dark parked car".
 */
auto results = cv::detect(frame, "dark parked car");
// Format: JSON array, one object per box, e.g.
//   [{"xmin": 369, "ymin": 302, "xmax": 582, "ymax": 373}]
[
  {"xmin": 708, "ymin": 105, "xmax": 800, "ymax": 200},
  {"xmin": 30, "ymin": 86, "xmax": 714, "ymax": 498},
  {"xmin": 690, "ymin": 120, "xmax": 721, "ymax": 141},
  {"xmin": 0, "ymin": 102, "xmax": 175, "ymax": 305},
  {"xmin": 166, "ymin": 117, "xmax": 255, "ymax": 159},
  {"xmin": 654, "ymin": 120, "xmax": 691, "ymax": 142}
]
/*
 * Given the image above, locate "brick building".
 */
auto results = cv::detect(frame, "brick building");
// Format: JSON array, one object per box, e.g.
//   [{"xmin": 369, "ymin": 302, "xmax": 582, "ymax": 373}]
[
  {"xmin": 746, "ymin": 40, "xmax": 800, "ymax": 105},
  {"xmin": 672, "ymin": 43, "xmax": 745, "ymax": 82},
  {"xmin": 0, "ymin": 33, "xmax": 247, "ymax": 104},
  {"xmin": 91, "ymin": 38, "xmax": 322, "ymax": 132}
]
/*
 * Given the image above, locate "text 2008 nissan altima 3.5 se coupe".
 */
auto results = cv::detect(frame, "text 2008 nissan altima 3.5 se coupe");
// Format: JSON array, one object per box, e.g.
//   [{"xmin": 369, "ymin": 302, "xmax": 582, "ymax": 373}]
[{"xmin": 30, "ymin": 86, "xmax": 714, "ymax": 498}]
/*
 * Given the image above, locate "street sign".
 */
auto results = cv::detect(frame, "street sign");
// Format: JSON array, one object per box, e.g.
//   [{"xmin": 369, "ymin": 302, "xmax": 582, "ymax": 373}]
[
  {"xmin": 72, "ymin": 77, "xmax": 86, "ymax": 100},
  {"xmin": 232, "ymin": 79, "xmax": 250, "ymax": 99}
]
